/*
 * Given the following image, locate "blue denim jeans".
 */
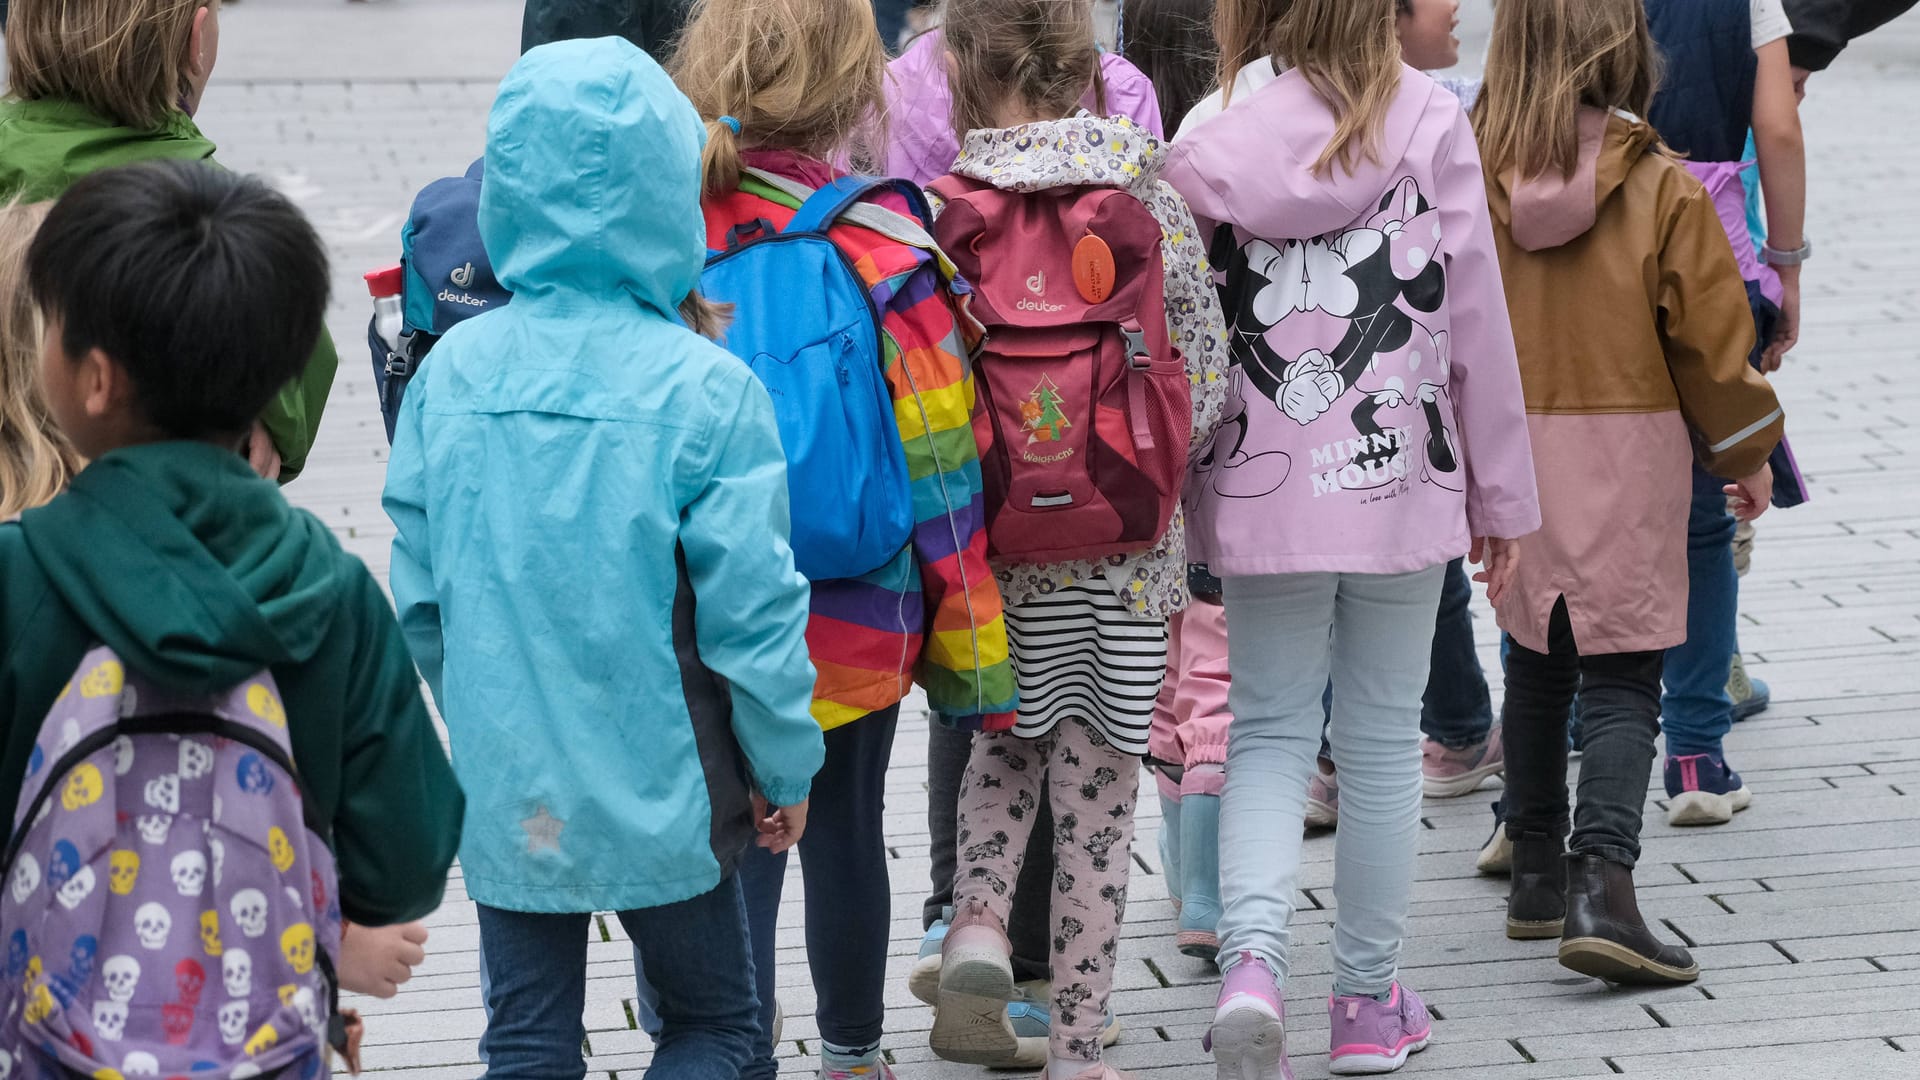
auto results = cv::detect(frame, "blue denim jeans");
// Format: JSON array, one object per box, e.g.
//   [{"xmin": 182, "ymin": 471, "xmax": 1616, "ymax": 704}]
[
  {"xmin": 872, "ymin": 0, "xmax": 913, "ymax": 49},
  {"xmin": 1661, "ymin": 465, "xmax": 1739, "ymax": 757},
  {"xmin": 476, "ymin": 877, "xmax": 758, "ymax": 1080}
]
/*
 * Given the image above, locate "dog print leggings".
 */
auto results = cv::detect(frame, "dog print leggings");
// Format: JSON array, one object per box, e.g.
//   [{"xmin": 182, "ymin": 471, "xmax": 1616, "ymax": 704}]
[{"xmin": 954, "ymin": 717, "xmax": 1140, "ymax": 1065}]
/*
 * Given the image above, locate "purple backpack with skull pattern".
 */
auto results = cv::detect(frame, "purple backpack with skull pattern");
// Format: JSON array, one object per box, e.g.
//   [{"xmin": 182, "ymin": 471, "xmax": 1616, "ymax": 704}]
[{"xmin": 0, "ymin": 646, "xmax": 345, "ymax": 1079}]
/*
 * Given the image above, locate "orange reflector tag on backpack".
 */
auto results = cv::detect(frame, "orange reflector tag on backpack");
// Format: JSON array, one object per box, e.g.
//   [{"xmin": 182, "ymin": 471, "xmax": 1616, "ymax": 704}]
[{"xmin": 1073, "ymin": 234, "xmax": 1117, "ymax": 304}]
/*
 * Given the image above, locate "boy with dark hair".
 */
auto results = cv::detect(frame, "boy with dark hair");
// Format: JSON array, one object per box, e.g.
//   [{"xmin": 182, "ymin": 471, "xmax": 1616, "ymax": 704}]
[{"xmin": 0, "ymin": 159, "xmax": 463, "ymax": 930}]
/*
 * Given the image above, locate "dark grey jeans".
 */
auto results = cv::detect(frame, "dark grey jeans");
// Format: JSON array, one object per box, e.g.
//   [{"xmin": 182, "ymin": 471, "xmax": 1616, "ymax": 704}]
[
  {"xmin": 926, "ymin": 721, "xmax": 1054, "ymax": 982},
  {"xmin": 1500, "ymin": 599, "xmax": 1663, "ymax": 867}
]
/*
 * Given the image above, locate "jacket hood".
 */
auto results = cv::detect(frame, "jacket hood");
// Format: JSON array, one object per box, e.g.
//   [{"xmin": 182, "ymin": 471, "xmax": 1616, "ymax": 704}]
[
  {"xmin": 1165, "ymin": 66, "xmax": 1436, "ymax": 239},
  {"xmin": 1495, "ymin": 108, "xmax": 1659, "ymax": 252},
  {"xmin": 950, "ymin": 112, "xmax": 1166, "ymax": 197},
  {"xmin": 479, "ymin": 37, "xmax": 706, "ymax": 313},
  {"xmin": 17, "ymin": 443, "xmax": 344, "ymax": 693},
  {"xmin": 0, "ymin": 98, "xmax": 215, "ymax": 203}
]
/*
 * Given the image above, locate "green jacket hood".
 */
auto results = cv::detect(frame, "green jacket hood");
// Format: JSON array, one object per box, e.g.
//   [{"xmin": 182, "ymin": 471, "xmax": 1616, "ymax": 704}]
[
  {"xmin": 478, "ymin": 37, "xmax": 707, "ymax": 314},
  {"xmin": 17, "ymin": 442, "xmax": 343, "ymax": 692},
  {"xmin": 0, "ymin": 98, "xmax": 216, "ymax": 203}
]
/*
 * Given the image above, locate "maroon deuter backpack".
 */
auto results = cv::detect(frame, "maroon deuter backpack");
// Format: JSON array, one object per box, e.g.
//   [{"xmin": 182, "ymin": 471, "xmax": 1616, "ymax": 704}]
[{"xmin": 929, "ymin": 175, "xmax": 1191, "ymax": 564}]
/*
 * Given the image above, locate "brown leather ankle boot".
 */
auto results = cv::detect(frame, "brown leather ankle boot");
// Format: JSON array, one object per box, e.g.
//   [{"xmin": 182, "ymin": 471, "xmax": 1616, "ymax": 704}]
[
  {"xmin": 1505, "ymin": 832, "xmax": 1566, "ymax": 939},
  {"xmin": 1558, "ymin": 853, "xmax": 1699, "ymax": 984}
]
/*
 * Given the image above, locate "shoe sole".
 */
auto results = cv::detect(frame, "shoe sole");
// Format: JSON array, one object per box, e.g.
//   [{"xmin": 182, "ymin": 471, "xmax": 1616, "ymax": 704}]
[
  {"xmin": 1731, "ymin": 695, "xmax": 1770, "ymax": 722},
  {"xmin": 1558, "ymin": 937, "xmax": 1699, "ymax": 985},
  {"xmin": 1422, "ymin": 760, "xmax": 1504, "ymax": 799},
  {"xmin": 1329, "ymin": 1036, "xmax": 1430, "ymax": 1075},
  {"xmin": 930, "ymin": 943, "xmax": 1018, "ymax": 1065},
  {"xmin": 1211, "ymin": 1007, "xmax": 1289, "ymax": 1080},
  {"xmin": 1178, "ymin": 929, "xmax": 1221, "ymax": 962},
  {"xmin": 1305, "ymin": 799, "xmax": 1337, "ymax": 830},
  {"xmin": 1666, "ymin": 786, "xmax": 1753, "ymax": 827},
  {"xmin": 1506, "ymin": 916, "xmax": 1564, "ymax": 940}
]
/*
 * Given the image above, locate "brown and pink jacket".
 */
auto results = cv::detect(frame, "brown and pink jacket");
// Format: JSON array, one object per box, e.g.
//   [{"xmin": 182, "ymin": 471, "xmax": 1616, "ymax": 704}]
[{"xmin": 1486, "ymin": 109, "xmax": 1784, "ymax": 654}]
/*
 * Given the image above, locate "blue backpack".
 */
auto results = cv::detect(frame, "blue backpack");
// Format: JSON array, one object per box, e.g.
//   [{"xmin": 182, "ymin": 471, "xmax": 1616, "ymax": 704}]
[
  {"xmin": 368, "ymin": 159, "xmax": 510, "ymax": 443},
  {"xmin": 701, "ymin": 172, "xmax": 928, "ymax": 582}
]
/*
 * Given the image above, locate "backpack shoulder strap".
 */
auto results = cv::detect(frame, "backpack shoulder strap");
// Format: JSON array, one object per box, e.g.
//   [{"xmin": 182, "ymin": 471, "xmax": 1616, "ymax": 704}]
[
  {"xmin": 785, "ymin": 174, "xmax": 934, "ymax": 235},
  {"xmin": 742, "ymin": 167, "xmax": 937, "ymax": 247}
]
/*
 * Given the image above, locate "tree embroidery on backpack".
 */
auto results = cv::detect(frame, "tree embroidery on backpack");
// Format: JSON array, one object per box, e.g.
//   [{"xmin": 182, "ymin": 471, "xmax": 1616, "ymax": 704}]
[{"xmin": 1021, "ymin": 375, "xmax": 1072, "ymax": 444}]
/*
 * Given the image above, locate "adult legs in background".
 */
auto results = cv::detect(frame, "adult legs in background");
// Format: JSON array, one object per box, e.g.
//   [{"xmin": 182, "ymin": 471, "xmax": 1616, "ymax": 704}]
[
  {"xmin": 1421, "ymin": 558, "xmax": 1494, "ymax": 747},
  {"xmin": 741, "ymin": 708, "xmax": 903, "ymax": 1078}
]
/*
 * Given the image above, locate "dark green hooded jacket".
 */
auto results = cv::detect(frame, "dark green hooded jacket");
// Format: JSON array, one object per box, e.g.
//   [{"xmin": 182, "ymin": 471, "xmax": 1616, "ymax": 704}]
[
  {"xmin": 0, "ymin": 98, "xmax": 340, "ymax": 482},
  {"xmin": 0, "ymin": 443, "xmax": 462, "ymax": 925}
]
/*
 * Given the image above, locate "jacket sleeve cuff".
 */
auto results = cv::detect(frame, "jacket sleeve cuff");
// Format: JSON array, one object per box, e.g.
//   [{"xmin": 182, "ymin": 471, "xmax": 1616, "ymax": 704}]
[
  {"xmin": 1787, "ymin": 34, "xmax": 1840, "ymax": 72},
  {"xmin": 1465, "ymin": 506, "xmax": 1543, "ymax": 542},
  {"xmin": 756, "ymin": 778, "xmax": 813, "ymax": 809}
]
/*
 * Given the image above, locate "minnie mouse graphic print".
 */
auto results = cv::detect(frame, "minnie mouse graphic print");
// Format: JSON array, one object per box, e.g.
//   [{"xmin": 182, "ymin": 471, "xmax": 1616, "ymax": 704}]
[{"xmin": 1164, "ymin": 66, "xmax": 1541, "ymax": 576}]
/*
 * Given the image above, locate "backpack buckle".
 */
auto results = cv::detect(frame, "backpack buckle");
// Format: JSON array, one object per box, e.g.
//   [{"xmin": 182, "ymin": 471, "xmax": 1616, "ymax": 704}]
[
  {"xmin": 1121, "ymin": 322, "xmax": 1152, "ymax": 370},
  {"xmin": 386, "ymin": 331, "xmax": 419, "ymax": 378}
]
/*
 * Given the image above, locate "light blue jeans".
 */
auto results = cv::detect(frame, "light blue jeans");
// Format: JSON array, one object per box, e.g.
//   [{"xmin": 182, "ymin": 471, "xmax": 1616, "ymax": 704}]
[{"xmin": 1217, "ymin": 567, "xmax": 1444, "ymax": 996}]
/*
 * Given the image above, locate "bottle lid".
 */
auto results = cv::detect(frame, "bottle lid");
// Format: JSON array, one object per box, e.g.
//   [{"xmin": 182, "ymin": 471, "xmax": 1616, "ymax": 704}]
[{"xmin": 364, "ymin": 265, "xmax": 404, "ymax": 298}]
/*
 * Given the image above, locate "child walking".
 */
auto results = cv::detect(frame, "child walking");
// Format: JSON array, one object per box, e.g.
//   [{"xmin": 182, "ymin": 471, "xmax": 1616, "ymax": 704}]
[
  {"xmin": 671, "ymin": 0, "xmax": 1017, "ymax": 1075},
  {"xmin": 1163, "ymin": 0, "xmax": 1541, "ymax": 1074},
  {"xmin": 1645, "ymin": 0, "xmax": 1810, "ymax": 827},
  {"xmin": 0, "ymin": 159, "xmax": 464, "ymax": 1068},
  {"xmin": 1, "ymin": 0, "xmax": 336, "ymax": 480},
  {"xmin": 1471, "ymin": 0, "xmax": 1783, "ymax": 984},
  {"xmin": 383, "ymin": 38, "xmax": 824, "ymax": 1079},
  {"xmin": 929, "ymin": 3, "xmax": 1229, "ymax": 1078}
]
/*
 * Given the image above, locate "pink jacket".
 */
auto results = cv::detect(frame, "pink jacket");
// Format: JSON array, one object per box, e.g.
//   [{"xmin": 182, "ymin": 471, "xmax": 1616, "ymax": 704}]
[
  {"xmin": 883, "ymin": 31, "xmax": 1165, "ymax": 187},
  {"xmin": 1150, "ymin": 601, "xmax": 1232, "ymax": 796},
  {"xmin": 1162, "ymin": 67, "xmax": 1540, "ymax": 576}
]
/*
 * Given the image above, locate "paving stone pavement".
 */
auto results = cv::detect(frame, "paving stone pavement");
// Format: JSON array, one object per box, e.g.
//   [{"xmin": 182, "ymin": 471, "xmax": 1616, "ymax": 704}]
[{"xmin": 176, "ymin": 2, "xmax": 1920, "ymax": 1076}]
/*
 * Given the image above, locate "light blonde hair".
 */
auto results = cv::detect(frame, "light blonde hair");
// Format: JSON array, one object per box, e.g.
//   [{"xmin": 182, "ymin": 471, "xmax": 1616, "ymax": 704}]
[
  {"xmin": 1471, "ymin": 0, "xmax": 1662, "ymax": 181},
  {"xmin": 0, "ymin": 201, "xmax": 81, "ymax": 517},
  {"xmin": 1215, "ymin": 0, "xmax": 1400, "ymax": 175},
  {"xmin": 669, "ymin": 0, "xmax": 888, "ymax": 197},
  {"xmin": 4, "ymin": 0, "xmax": 215, "ymax": 132},
  {"xmin": 944, "ymin": 0, "xmax": 1106, "ymax": 136}
]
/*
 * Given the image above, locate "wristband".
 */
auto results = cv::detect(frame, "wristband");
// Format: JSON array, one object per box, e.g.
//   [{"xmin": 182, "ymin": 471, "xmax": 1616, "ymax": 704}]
[{"xmin": 1762, "ymin": 237, "xmax": 1812, "ymax": 267}]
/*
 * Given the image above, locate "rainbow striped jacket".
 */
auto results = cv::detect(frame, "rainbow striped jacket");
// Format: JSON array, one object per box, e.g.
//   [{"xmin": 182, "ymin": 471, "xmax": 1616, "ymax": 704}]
[{"xmin": 704, "ymin": 164, "xmax": 1018, "ymax": 731}]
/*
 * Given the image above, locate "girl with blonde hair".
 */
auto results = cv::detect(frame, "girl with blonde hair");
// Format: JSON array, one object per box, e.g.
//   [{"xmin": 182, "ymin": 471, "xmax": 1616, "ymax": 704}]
[
  {"xmin": 1162, "ymin": 0, "xmax": 1541, "ymax": 1074},
  {"xmin": 671, "ymin": 1, "xmax": 1017, "ymax": 1076},
  {"xmin": 1472, "ymin": 0, "xmax": 1780, "ymax": 987},
  {"xmin": 0, "ymin": 200, "xmax": 80, "ymax": 518},
  {"xmin": 1, "ymin": 0, "xmax": 336, "ymax": 482}
]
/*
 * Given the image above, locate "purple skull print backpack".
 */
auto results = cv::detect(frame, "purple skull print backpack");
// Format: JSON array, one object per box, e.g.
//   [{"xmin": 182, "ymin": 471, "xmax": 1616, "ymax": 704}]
[{"xmin": 0, "ymin": 646, "xmax": 346, "ymax": 1079}]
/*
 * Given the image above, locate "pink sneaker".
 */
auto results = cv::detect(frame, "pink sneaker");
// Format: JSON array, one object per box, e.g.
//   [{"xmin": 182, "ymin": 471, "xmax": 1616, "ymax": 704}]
[
  {"xmin": 1205, "ymin": 953, "xmax": 1292, "ymax": 1080},
  {"xmin": 1421, "ymin": 726, "xmax": 1504, "ymax": 798},
  {"xmin": 1049, "ymin": 1062, "xmax": 1138, "ymax": 1080},
  {"xmin": 1328, "ymin": 983, "xmax": 1432, "ymax": 1075},
  {"xmin": 1305, "ymin": 770, "xmax": 1338, "ymax": 830}
]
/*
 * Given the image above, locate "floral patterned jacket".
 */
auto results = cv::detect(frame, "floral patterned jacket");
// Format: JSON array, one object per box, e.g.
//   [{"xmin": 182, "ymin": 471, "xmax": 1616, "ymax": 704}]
[{"xmin": 927, "ymin": 113, "xmax": 1231, "ymax": 621}]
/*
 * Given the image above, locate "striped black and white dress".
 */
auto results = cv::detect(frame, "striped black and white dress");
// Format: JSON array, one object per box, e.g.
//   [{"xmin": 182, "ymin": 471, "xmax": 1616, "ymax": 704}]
[{"xmin": 1003, "ymin": 582, "xmax": 1171, "ymax": 755}]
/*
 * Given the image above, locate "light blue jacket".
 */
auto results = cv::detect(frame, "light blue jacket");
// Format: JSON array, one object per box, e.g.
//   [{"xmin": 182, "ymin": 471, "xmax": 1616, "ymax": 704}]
[{"xmin": 383, "ymin": 38, "xmax": 823, "ymax": 913}]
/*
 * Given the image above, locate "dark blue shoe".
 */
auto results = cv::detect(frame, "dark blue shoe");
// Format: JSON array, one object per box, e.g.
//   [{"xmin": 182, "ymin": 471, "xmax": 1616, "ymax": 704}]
[{"xmin": 1665, "ymin": 754, "xmax": 1753, "ymax": 827}]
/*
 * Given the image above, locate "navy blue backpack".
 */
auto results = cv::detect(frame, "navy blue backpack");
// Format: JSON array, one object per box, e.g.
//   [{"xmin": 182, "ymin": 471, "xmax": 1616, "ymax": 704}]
[
  {"xmin": 368, "ymin": 159, "xmax": 510, "ymax": 442},
  {"xmin": 701, "ymin": 171, "xmax": 930, "ymax": 582}
]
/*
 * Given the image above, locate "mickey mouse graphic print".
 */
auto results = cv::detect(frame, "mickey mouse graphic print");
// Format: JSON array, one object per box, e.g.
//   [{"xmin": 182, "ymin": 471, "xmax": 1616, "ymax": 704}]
[{"xmin": 1164, "ymin": 66, "xmax": 1541, "ymax": 576}]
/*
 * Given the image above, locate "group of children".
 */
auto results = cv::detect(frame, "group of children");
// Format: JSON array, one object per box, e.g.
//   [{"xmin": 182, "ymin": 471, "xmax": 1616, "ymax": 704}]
[{"xmin": 0, "ymin": 0, "xmax": 1804, "ymax": 1078}]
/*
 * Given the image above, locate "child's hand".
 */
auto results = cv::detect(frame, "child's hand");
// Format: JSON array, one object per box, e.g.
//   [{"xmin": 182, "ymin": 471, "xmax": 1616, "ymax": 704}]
[
  {"xmin": 337, "ymin": 920, "xmax": 429, "ymax": 999},
  {"xmin": 1470, "ymin": 536, "xmax": 1521, "ymax": 606},
  {"xmin": 1724, "ymin": 464, "xmax": 1774, "ymax": 522},
  {"xmin": 1761, "ymin": 267, "xmax": 1800, "ymax": 372},
  {"xmin": 751, "ymin": 794, "xmax": 809, "ymax": 854}
]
